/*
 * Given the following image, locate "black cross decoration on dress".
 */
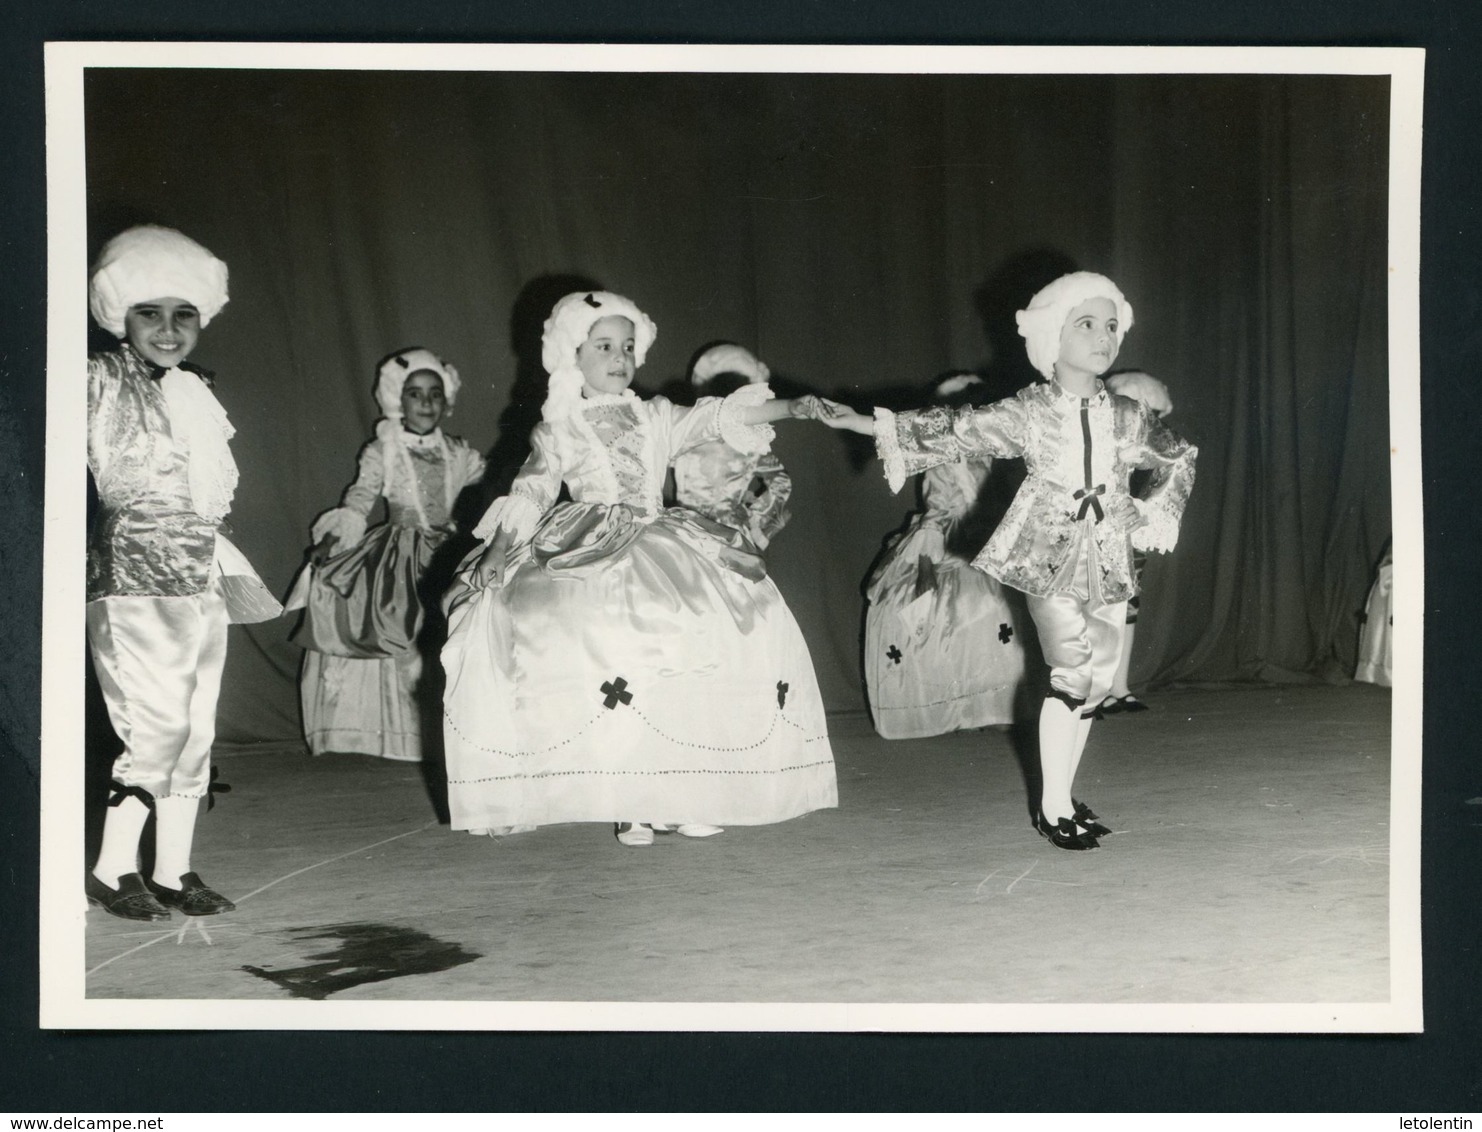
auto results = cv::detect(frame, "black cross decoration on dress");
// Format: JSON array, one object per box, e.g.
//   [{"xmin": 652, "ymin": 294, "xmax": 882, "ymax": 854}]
[
  {"xmin": 600, "ymin": 677, "xmax": 633, "ymax": 710},
  {"xmin": 999, "ymin": 623, "xmax": 1014, "ymax": 644},
  {"xmin": 886, "ymin": 645, "xmax": 903, "ymax": 665},
  {"xmin": 777, "ymin": 680, "xmax": 789, "ymax": 709}
]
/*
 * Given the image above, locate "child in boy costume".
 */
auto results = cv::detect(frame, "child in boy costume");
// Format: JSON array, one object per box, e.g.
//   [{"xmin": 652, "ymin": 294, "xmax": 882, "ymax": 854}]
[
  {"xmin": 815, "ymin": 273, "xmax": 1196, "ymax": 849},
  {"xmin": 86, "ymin": 225, "xmax": 281, "ymax": 920}
]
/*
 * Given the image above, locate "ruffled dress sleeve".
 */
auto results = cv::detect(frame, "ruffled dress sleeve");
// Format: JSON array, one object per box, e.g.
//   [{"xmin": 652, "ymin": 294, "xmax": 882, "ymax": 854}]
[
  {"xmin": 454, "ymin": 441, "xmax": 488, "ymax": 493},
  {"xmin": 472, "ymin": 422, "xmax": 563, "ymax": 543},
  {"xmin": 310, "ymin": 439, "xmax": 384, "ymax": 547},
  {"xmin": 665, "ymin": 382, "xmax": 778, "ymax": 460},
  {"xmin": 875, "ymin": 398, "xmax": 1028, "ymax": 493}
]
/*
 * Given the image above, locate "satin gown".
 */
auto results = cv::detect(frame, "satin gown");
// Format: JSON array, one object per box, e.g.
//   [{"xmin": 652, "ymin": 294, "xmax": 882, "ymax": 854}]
[
  {"xmin": 864, "ymin": 460, "xmax": 1027, "ymax": 738},
  {"xmin": 291, "ymin": 431, "xmax": 486, "ymax": 761},
  {"xmin": 441, "ymin": 388, "xmax": 836, "ymax": 832},
  {"xmin": 672, "ymin": 432, "xmax": 792, "ymax": 550}
]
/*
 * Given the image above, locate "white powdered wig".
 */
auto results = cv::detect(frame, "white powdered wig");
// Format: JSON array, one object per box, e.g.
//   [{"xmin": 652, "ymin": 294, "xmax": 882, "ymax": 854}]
[
  {"xmin": 1105, "ymin": 370, "xmax": 1173, "ymax": 417},
  {"xmin": 1015, "ymin": 271, "xmax": 1134, "ymax": 380},
  {"xmin": 540, "ymin": 291, "xmax": 658, "ymax": 421},
  {"xmin": 88, "ymin": 225, "xmax": 230, "ymax": 337},
  {"xmin": 375, "ymin": 347, "xmax": 463, "ymax": 439},
  {"xmin": 691, "ymin": 343, "xmax": 770, "ymax": 387}
]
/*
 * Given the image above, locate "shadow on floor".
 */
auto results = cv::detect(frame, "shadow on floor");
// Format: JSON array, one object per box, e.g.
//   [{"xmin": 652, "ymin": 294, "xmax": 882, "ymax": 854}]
[{"xmin": 242, "ymin": 922, "xmax": 481, "ymax": 1000}]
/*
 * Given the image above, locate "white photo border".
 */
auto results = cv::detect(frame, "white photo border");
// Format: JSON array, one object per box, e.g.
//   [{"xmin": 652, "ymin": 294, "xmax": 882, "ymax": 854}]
[{"xmin": 39, "ymin": 40, "xmax": 1425, "ymax": 1033}]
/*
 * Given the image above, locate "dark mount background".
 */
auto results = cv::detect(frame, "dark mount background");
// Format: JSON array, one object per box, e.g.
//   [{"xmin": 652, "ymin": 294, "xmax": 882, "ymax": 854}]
[{"xmin": 1, "ymin": 1, "xmax": 1477, "ymax": 1114}]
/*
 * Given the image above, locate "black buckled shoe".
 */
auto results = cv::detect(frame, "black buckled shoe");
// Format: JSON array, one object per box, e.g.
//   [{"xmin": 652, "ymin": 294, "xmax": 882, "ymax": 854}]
[
  {"xmin": 1035, "ymin": 811, "xmax": 1099, "ymax": 851},
  {"xmin": 146, "ymin": 872, "xmax": 236, "ymax": 916},
  {"xmin": 86, "ymin": 872, "xmax": 171, "ymax": 922},
  {"xmin": 1072, "ymin": 799, "xmax": 1113, "ymax": 838}
]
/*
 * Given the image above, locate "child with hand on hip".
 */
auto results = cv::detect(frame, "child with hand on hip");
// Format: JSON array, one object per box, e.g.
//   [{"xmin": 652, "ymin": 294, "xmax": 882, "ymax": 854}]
[{"xmin": 814, "ymin": 272, "xmax": 1196, "ymax": 850}]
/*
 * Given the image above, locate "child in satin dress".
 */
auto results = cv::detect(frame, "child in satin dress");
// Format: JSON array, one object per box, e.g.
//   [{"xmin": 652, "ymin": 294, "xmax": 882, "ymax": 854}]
[
  {"xmin": 85, "ymin": 225, "xmax": 281, "ymax": 921},
  {"xmin": 816, "ymin": 272, "xmax": 1197, "ymax": 850},
  {"xmin": 863, "ymin": 373, "xmax": 1027, "ymax": 739},
  {"xmin": 672, "ymin": 343, "xmax": 792, "ymax": 552},
  {"xmin": 287, "ymin": 348, "xmax": 486, "ymax": 761},
  {"xmin": 441, "ymin": 292, "xmax": 837, "ymax": 846}
]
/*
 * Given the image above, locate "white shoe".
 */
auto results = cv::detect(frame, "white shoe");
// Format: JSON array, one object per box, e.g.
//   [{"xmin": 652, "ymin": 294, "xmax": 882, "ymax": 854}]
[
  {"xmin": 675, "ymin": 824, "xmax": 724, "ymax": 838},
  {"xmin": 615, "ymin": 822, "xmax": 654, "ymax": 847},
  {"xmin": 470, "ymin": 825, "xmax": 536, "ymax": 837}
]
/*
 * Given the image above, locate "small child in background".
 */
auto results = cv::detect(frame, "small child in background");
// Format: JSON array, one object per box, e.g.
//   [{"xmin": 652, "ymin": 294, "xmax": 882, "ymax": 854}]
[
  {"xmin": 814, "ymin": 272, "xmax": 1197, "ymax": 851},
  {"xmin": 85, "ymin": 225, "xmax": 281, "ymax": 921},
  {"xmin": 863, "ymin": 372, "xmax": 1026, "ymax": 739},
  {"xmin": 672, "ymin": 343, "xmax": 793, "ymax": 551},
  {"xmin": 287, "ymin": 349, "xmax": 486, "ymax": 761},
  {"xmin": 1098, "ymin": 370, "xmax": 1176, "ymax": 715}
]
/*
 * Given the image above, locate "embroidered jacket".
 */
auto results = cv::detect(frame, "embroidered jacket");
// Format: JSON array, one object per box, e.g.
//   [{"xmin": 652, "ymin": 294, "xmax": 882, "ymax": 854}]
[
  {"xmin": 86, "ymin": 346, "xmax": 221, "ymax": 601},
  {"xmin": 876, "ymin": 379, "xmax": 1197, "ymax": 601}
]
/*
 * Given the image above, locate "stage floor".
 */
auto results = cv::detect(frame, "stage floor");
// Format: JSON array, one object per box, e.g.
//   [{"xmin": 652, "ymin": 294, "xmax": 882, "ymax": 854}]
[{"xmin": 82, "ymin": 683, "xmax": 1394, "ymax": 1006}]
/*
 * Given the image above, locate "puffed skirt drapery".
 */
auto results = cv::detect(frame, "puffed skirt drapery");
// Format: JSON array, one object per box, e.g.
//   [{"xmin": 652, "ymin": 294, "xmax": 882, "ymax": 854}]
[
  {"xmin": 290, "ymin": 523, "xmax": 447, "ymax": 761},
  {"xmin": 441, "ymin": 502, "xmax": 837, "ymax": 831},
  {"xmin": 863, "ymin": 523, "xmax": 1026, "ymax": 739}
]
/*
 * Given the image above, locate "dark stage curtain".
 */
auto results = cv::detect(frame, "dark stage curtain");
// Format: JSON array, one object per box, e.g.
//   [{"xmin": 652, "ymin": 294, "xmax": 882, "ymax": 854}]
[{"xmin": 81, "ymin": 70, "xmax": 1391, "ymax": 746}]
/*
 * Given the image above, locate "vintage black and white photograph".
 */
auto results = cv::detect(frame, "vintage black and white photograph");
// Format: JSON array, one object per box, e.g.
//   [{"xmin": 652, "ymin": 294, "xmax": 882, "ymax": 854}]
[{"xmin": 39, "ymin": 43, "xmax": 1422, "ymax": 1031}]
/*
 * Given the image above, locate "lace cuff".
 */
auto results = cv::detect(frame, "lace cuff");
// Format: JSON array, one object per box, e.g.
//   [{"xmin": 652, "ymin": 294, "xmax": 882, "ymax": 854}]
[
  {"xmin": 717, "ymin": 382, "xmax": 776, "ymax": 454},
  {"xmin": 472, "ymin": 492, "xmax": 543, "ymax": 543},
  {"xmin": 874, "ymin": 407, "xmax": 907, "ymax": 493},
  {"xmin": 310, "ymin": 507, "xmax": 367, "ymax": 548},
  {"xmin": 1130, "ymin": 498, "xmax": 1180, "ymax": 553}
]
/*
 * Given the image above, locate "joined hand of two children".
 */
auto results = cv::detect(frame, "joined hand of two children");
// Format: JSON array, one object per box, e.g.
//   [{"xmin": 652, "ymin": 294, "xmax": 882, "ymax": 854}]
[{"xmin": 792, "ymin": 395, "xmax": 875, "ymax": 435}]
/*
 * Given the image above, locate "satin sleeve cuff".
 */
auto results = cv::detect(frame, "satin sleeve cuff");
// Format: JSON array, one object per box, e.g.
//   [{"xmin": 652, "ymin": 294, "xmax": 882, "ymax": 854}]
[
  {"xmin": 472, "ymin": 491, "xmax": 543, "ymax": 543},
  {"xmin": 874, "ymin": 407, "xmax": 907, "ymax": 493},
  {"xmin": 310, "ymin": 506, "xmax": 367, "ymax": 547},
  {"xmin": 717, "ymin": 382, "xmax": 776, "ymax": 455}
]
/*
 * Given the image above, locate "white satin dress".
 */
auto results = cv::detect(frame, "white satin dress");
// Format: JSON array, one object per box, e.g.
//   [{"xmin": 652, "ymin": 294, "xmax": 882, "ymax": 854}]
[
  {"xmin": 441, "ymin": 388, "xmax": 837, "ymax": 832},
  {"xmin": 864, "ymin": 459, "xmax": 1027, "ymax": 738}
]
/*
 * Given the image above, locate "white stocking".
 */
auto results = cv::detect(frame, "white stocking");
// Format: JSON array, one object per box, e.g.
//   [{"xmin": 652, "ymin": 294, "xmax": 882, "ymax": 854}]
[
  {"xmin": 152, "ymin": 794, "xmax": 201, "ymax": 889},
  {"xmin": 1110, "ymin": 621, "xmax": 1136, "ymax": 699},
  {"xmin": 92, "ymin": 794, "xmax": 151, "ymax": 888},
  {"xmin": 1038, "ymin": 697, "xmax": 1081, "ymax": 822},
  {"xmin": 1069, "ymin": 711, "xmax": 1095, "ymax": 783}
]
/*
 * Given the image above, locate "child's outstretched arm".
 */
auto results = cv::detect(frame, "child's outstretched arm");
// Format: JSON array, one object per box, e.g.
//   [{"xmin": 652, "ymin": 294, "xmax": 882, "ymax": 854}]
[
  {"xmin": 807, "ymin": 394, "xmax": 1026, "ymax": 493},
  {"xmin": 809, "ymin": 397, "xmax": 876, "ymax": 434},
  {"xmin": 732, "ymin": 396, "xmax": 831, "ymax": 426}
]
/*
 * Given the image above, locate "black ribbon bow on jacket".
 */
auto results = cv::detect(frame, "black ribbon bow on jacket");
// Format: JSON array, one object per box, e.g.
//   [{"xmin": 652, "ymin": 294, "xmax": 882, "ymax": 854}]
[
  {"xmin": 1074, "ymin": 484, "xmax": 1107, "ymax": 522},
  {"xmin": 145, "ymin": 359, "xmax": 216, "ymax": 387}
]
